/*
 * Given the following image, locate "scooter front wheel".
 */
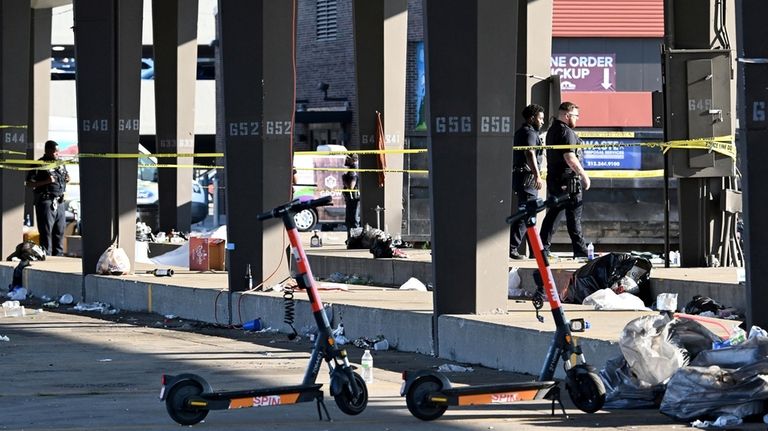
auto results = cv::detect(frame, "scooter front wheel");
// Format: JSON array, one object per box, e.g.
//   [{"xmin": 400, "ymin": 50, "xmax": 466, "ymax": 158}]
[
  {"xmin": 406, "ymin": 375, "xmax": 448, "ymax": 421},
  {"xmin": 165, "ymin": 379, "xmax": 209, "ymax": 426},
  {"xmin": 333, "ymin": 371, "xmax": 368, "ymax": 415},
  {"xmin": 566, "ymin": 365, "xmax": 606, "ymax": 414}
]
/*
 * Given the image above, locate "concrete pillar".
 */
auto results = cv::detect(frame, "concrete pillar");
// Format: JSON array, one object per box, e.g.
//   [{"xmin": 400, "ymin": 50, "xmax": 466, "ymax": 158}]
[
  {"xmin": 425, "ymin": 0, "xmax": 518, "ymax": 315},
  {"xmin": 0, "ymin": 0, "xmax": 31, "ymax": 259},
  {"xmin": 737, "ymin": 0, "xmax": 768, "ymax": 329},
  {"xmin": 511, "ymin": 0, "xmax": 553, "ymax": 252},
  {"xmin": 515, "ymin": 0, "xmax": 552, "ymax": 122},
  {"xmin": 27, "ymin": 7, "xmax": 52, "ymax": 225},
  {"xmin": 353, "ymin": 0, "xmax": 407, "ymax": 234},
  {"xmin": 73, "ymin": 0, "xmax": 142, "ymax": 275},
  {"xmin": 152, "ymin": 0, "xmax": 198, "ymax": 234},
  {"xmin": 218, "ymin": 0, "xmax": 293, "ymax": 290}
]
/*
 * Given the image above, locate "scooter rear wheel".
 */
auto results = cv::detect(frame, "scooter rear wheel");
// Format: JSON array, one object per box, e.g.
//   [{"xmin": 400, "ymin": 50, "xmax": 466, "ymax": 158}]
[
  {"xmin": 406, "ymin": 376, "xmax": 448, "ymax": 421},
  {"xmin": 566, "ymin": 365, "xmax": 606, "ymax": 414},
  {"xmin": 165, "ymin": 379, "xmax": 209, "ymax": 426},
  {"xmin": 334, "ymin": 371, "xmax": 368, "ymax": 415}
]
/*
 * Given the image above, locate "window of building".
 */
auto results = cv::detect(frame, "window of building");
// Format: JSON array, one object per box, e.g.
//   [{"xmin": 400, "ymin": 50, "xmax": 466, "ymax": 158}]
[{"xmin": 316, "ymin": 0, "xmax": 338, "ymax": 41}]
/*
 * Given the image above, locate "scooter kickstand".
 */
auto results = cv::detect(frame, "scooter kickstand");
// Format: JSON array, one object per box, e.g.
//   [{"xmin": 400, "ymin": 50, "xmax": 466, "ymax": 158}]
[
  {"xmin": 316, "ymin": 397, "xmax": 332, "ymax": 422},
  {"xmin": 546, "ymin": 386, "xmax": 570, "ymax": 419}
]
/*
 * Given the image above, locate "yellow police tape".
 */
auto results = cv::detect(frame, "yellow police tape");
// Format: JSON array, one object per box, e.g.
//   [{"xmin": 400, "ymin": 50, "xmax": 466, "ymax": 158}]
[
  {"xmin": 0, "ymin": 125, "xmax": 27, "ymax": 129},
  {"xmin": 295, "ymin": 149, "xmax": 427, "ymax": 156},
  {"xmin": 0, "ymin": 136, "xmax": 733, "ymax": 180},
  {"xmin": 296, "ymin": 166, "xmax": 429, "ymax": 175}
]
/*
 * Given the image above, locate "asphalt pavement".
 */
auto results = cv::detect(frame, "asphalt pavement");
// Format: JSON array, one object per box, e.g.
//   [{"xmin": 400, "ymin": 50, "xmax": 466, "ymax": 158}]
[{"xmin": 1, "ymin": 304, "xmax": 749, "ymax": 431}]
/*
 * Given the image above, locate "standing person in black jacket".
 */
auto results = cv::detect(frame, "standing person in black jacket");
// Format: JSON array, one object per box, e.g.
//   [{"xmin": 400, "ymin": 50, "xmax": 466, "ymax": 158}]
[
  {"xmin": 25, "ymin": 140, "xmax": 70, "ymax": 256},
  {"xmin": 342, "ymin": 154, "xmax": 360, "ymax": 242},
  {"xmin": 539, "ymin": 102, "xmax": 591, "ymax": 258},
  {"xmin": 509, "ymin": 104, "xmax": 545, "ymax": 259}
]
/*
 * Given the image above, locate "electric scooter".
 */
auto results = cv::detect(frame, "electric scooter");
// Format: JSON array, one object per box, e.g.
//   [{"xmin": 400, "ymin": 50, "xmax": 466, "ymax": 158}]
[
  {"xmin": 401, "ymin": 194, "xmax": 606, "ymax": 420},
  {"xmin": 160, "ymin": 196, "xmax": 368, "ymax": 426}
]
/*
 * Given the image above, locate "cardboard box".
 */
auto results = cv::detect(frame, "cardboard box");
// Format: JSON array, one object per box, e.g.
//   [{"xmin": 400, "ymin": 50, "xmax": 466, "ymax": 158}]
[{"xmin": 189, "ymin": 237, "xmax": 226, "ymax": 271}]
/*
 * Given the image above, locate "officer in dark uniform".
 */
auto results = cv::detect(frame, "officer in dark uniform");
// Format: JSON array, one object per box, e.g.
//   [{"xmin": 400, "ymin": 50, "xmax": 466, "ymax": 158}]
[
  {"xmin": 25, "ymin": 140, "xmax": 69, "ymax": 256},
  {"xmin": 341, "ymin": 154, "xmax": 360, "ymax": 241},
  {"xmin": 539, "ymin": 102, "xmax": 591, "ymax": 258},
  {"xmin": 509, "ymin": 104, "xmax": 545, "ymax": 259}
]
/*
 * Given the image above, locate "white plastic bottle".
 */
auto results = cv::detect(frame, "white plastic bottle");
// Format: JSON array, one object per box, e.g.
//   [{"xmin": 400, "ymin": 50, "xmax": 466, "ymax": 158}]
[
  {"xmin": 361, "ymin": 350, "xmax": 374, "ymax": 384},
  {"xmin": 587, "ymin": 242, "xmax": 594, "ymax": 261}
]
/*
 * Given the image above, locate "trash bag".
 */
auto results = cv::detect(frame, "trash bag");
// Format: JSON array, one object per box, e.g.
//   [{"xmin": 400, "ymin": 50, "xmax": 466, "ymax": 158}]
[
  {"xmin": 599, "ymin": 355, "xmax": 665, "ymax": 409},
  {"xmin": 96, "ymin": 244, "xmax": 131, "ymax": 275},
  {"xmin": 691, "ymin": 336, "xmax": 768, "ymax": 370},
  {"xmin": 346, "ymin": 225, "xmax": 400, "ymax": 258},
  {"xmin": 6, "ymin": 241, "xmax": 46, "ymax": 261},
  {"xmin": 11, "ymin": 260, "xmax": 31, "ymax": 289},
  {"xmin": 562, "ymin": 252, "xmax": 652, "ymax": 305},
  {"xmin": 618, "ymin": 314, "xmax": 689, "ymax": 386},
  {"xmin": 684, "ymin": 295, "xmax": 724, "ymax": 315},
  {"xmin": 660, "ymin": 358, "xmax": 768, "ymax": 421}
]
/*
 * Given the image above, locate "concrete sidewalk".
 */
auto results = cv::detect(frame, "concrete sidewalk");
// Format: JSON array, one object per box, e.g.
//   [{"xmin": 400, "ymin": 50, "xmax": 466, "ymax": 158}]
[{"xmin": 0, "ymin": 239, "xmax": 743, "ymax": 378}]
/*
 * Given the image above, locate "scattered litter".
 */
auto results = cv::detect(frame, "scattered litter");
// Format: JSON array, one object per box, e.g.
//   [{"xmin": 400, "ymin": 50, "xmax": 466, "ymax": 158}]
[
  {"xmin": 373, "ymin": 338, "xmax": 389, "ymax": 351},
  {"xmin": 329, "ymin": 272, "xmax": 347, "ymax": 283},
  {"xmin": 437, "ymin": 364, "xmax": 474, "ymax": 373},
  {"xmin": 164, "ymin": 314, "xmax": 177, "ymax": 320},
  {"xmin": 656, "ymin": 293, "xmax": 678, "ymax": 312},
  {"xmin": 324, "ymin": 272, "xmax": 370, "ymax": 286},
  {"xmin": 507, "ymin": 268, "xmax": 527, "ymax": 298},
  {"xmin": 331, "ymin": 323, "xmax": 347, "ymax": 345},
  {"xmin": 40, "ymin": 295, "xmax": 51, "ymax": 302},
  {"xmin": 583, "ymin": 289, "xmax": 648, "ymax": 311},
  {"xmin": 0, "ymin": 335, "xmax": 9, "ymax": 342},
  {"xmin": 352, "ymin": 335, "xmax": 387, "ymax": 350},
  {"xmin": 42, "ymin": 301, "xmax": 59, "ymax": 308},
  {"xmin": 750, "ymin": 326, "xmax": 767, "ymax": 339},
  {"xmin": 1, "ymin": 301, "xmax": 25, "ymax": 317},
  {"xmin": 98, "ymin": 358, "xmax": 113, "ymax": 362},
  {"xmin": 7, "ymin": 287, "xmax": 27, "ymax": 301},
  {"xmin": 399, "ymin": 277, "xmax": 427, "ymax": 292},
  {"xmin": 73, "ymin": 302, "xmax": 119, "ymax": 315},
  {"xmin": 683, "ymin": 295, "xmax": 740, "ymax": 320},
  {"xmin": 59, "ymin": 294, "xmax": 74, "ymax": 305}
]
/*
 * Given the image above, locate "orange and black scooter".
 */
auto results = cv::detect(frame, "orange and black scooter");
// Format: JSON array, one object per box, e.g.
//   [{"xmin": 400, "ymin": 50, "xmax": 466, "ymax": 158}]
[
  {"xmin": 160, "ymin": 196, "xmax": 367, "ymax": 426},
  {"xmin": 401, "ymin": 194, "xmax": 606, "ymax": 420}
]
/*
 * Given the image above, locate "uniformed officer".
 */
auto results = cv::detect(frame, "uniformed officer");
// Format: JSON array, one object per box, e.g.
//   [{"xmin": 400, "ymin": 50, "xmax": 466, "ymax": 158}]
[
  {"xmin": 25, "ymin": 140, "xmax": 70, "ymax": 256},
  {"xmin": 509, "ymin": 104, "xmax": 545, "ymax": 259},
  {"xmin": 539, "ymin": 102, "xmax": 591, "ymax": 258}
]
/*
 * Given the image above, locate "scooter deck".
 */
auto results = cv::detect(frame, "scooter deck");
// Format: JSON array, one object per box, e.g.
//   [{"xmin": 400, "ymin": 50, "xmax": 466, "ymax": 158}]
[
  {"xmin": 430, "ymin": 381, "xmax": 556, "ymax": 406},
  {"xmin": 195, "ymin": 384, "xmax": 324, "ymax": 410}
]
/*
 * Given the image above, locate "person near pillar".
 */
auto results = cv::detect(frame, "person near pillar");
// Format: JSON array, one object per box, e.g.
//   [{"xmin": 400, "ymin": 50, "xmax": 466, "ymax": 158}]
[
  {"xmin": 25, "ymin": 140, "xmax": 70, "ymax": 256},
  {"xmin": 342, "ymin": 154, "xmax": 361, "ymax": 241},
  {"xmin": 509, "ymin": 104, "xmax": 545, "ymax": 259},
  {"xmin": 539, "ymin": 102, "xmax": 591, "ymax": 258}
]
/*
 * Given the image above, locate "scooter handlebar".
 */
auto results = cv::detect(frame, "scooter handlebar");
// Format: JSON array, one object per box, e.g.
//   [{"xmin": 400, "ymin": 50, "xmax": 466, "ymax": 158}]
[
  {"xmin": 256, "ymin": 195, "xmax": 333, "ymax": 221},
  {"xmin": 505, "ymin": 194, "xmax": 571, "ymax": 225}
]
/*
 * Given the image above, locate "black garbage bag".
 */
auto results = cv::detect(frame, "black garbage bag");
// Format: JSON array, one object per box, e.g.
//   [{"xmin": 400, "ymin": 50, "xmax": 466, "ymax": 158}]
[
  {"xmin": 684, "ymin": 295, "xmax": 725, "ymax": 315},
  {"xmin": 346, "ymin": 225, "xmax": 394, "ymax": 258},
  {"xmin": 11, "ymin": 260, "xmax": 31, "ymax": 289},
  {"xmin": 599, "ymin": 355, "xmax": 665, "ymax": 409},
  {"xmin": 6, "ymin": 241, "xmax": 46, "ymax": 262},
  {"xmin": 562, "ymin": 252, "xmax": 652, "ymax": 305}
]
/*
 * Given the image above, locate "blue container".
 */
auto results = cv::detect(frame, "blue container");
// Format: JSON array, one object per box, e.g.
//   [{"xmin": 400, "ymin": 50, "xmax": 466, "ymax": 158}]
[{"xmin": 242, "ymin": 318, "xmax": 262, "ymax": 331}]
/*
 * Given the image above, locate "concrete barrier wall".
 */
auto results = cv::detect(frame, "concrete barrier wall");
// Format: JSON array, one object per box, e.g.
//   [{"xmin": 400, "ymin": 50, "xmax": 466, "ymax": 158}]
[{"xmin": 437, "ymin": 315, "xmax": 621, "ymax": 378}]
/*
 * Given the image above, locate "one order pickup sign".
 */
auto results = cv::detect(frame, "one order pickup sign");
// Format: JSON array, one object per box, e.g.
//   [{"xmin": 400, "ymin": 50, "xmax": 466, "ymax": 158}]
[{"xmin": 551, "ymin": 54, "xmax": 615, "ymax": 92}]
